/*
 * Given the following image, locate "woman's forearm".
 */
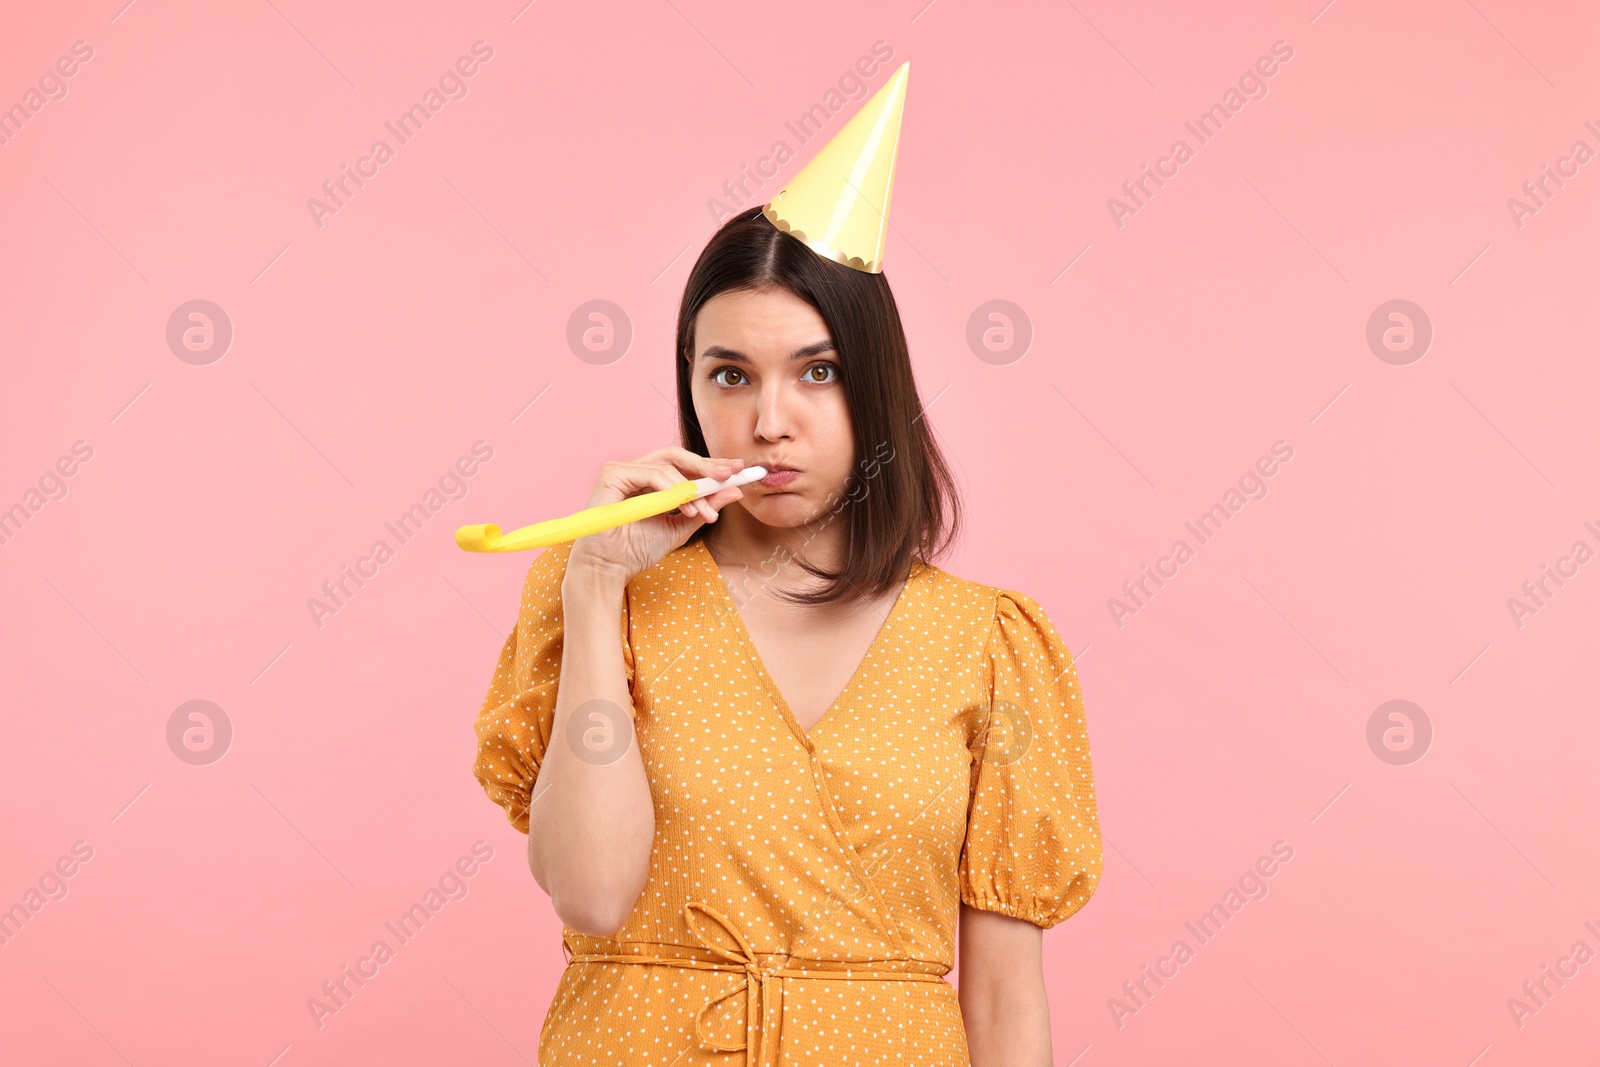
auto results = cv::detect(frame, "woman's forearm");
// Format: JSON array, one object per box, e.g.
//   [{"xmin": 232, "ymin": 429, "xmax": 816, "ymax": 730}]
[
  {"xmin": 961, "ymin": 970, "xmax": 1054, "ymax": 1067},
  {"xmin": 525, "ymin": 562, "xmax": 655, "ymax": 936},
  {"xmin": 959, "ymin": 905, "xmax": 1054, "ymax": 1066}
]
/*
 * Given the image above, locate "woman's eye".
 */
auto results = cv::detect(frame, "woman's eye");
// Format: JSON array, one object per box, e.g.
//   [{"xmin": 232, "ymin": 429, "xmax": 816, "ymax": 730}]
[{"xmin": 710, "ymin": 364, "xmax": 837, "ymax": 386}]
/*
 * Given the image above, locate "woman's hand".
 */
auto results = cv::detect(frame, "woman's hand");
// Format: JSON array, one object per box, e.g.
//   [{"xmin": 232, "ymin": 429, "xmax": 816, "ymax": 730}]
[{"xmin": 566, "ymin": 446, "xmax": 745, "ymax": 585}]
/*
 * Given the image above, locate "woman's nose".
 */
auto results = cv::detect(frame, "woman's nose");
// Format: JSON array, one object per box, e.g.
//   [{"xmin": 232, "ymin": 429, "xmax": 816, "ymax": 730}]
[{"xmin": 753, "ymin": 386, "xmax": 796, "ymax": 440}]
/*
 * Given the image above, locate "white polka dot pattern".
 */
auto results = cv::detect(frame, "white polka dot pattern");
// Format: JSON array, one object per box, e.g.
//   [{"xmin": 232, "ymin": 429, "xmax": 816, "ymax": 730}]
[{"xmin": 472, "ymin": 537, "xmax": 1104, "ymax": 1064}]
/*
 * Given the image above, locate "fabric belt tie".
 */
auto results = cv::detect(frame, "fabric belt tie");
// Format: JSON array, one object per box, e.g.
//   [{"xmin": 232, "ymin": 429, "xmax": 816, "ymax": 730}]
[{"xmin": 564, "ymin": 900, "xmax": 946, "ymax": 1066}]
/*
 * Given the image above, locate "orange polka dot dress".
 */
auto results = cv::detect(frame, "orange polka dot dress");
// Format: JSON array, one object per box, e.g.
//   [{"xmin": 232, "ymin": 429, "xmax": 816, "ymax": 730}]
[{"xmin": 473, "ymin": 536, "xmax": 1104, "ymax": 1065}]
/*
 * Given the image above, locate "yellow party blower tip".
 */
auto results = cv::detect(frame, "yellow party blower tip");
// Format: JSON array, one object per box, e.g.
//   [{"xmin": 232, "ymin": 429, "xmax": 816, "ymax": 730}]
[{"xmin": 455, "ymin": 466, "xmax": 768, "ymax": 553}]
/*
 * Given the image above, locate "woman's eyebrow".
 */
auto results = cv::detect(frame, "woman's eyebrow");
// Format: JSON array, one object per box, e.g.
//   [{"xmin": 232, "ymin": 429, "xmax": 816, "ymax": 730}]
[{"xmin": 698, "ymin": 340, "xmax": 836, "ymax": 364}]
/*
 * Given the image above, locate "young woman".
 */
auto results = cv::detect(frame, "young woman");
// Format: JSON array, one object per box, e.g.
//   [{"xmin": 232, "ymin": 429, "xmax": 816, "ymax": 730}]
[{"xmin": 473, "ymin": 206, "xmax": 1104, "ymax": 1065}]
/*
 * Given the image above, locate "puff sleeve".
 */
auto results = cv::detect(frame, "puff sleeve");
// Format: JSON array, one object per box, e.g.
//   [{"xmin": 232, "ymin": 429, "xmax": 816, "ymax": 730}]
[
  {"xmin": 471, "ymin": 541, "xmax": 635, "ymax": 834},
  {"xmin": 957, "ymin": 589, "xmax": 1104, "ymax": 929}
]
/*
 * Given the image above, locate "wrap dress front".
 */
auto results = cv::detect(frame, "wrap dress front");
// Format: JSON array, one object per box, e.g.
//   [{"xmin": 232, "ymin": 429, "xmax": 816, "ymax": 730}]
[{"xmin": 472, "ymin": 536, "xmax": 1104, "ymax": 1065}]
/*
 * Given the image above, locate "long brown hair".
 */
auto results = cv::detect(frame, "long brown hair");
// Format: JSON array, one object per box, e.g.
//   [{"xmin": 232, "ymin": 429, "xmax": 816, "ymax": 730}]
[{"xmin": 674, "ymin": 206, "xmax": 963, "ymax": 606}]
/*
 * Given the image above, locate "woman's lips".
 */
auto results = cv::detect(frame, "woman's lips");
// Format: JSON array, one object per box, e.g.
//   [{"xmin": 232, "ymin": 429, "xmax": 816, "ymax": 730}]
[{"xmin": 758, "ymin": 468, "xmax": 799, "ymax": 488}]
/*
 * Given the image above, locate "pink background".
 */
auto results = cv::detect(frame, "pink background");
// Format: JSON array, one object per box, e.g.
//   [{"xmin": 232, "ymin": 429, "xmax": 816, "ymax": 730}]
[{"xmin": 2, "ymin": 0, "xmax": 1597, "ymax": 1063}]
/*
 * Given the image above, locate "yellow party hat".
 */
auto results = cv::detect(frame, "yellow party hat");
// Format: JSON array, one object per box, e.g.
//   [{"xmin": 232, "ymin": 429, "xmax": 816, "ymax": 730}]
[{"xmin": 762, "ymin": 61, "xmax": 910, "ymax": 274}]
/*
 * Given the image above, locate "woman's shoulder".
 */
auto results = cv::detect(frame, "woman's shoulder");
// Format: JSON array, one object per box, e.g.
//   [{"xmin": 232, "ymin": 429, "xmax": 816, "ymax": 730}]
[
  {"xmin": 913, "ymin": 557, "xmax": 1045, "ymax": 624},
  {"xmin": 520, "ymin": 539, "xmax": 703, "ymax": 603},
  {"xmin": 913, "ymin": 559, "xmax": 1075, "ymax": 663},
  {"xmin": 517, "ymin": 541, "xmax": 574, "ymax": 610}
]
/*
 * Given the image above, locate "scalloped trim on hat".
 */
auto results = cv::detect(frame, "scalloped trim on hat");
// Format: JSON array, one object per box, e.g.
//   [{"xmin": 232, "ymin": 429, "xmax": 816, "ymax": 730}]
[{"xmin": 761, "ymin": 202, "xmax": 881, "ymax": 274}]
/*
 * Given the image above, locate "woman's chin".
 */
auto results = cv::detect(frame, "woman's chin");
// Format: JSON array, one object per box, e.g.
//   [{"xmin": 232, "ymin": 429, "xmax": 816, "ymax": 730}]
[{"xmin": 744, "ymin": 492, "xmax": 829, "ymax": 527}]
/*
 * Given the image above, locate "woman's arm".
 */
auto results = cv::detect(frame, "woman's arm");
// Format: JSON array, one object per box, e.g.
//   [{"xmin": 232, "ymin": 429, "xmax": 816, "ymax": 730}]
[
  {"xmin": 524, "ymin": 560, "xmax": 656, "ymax": 936},
  {"xmin": 958, "ymin": 903, "xmax": 1053, "ymax": 1066},
  {"xmin": 510, "ymin": 447, "xmax": 745, "ymax": 936}
]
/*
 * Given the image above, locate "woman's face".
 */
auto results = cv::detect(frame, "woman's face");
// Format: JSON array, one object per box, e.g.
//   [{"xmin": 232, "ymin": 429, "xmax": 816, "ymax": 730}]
[{"xmin": 689, "ymin": 286, "xmax": 856, "ymax": 529}]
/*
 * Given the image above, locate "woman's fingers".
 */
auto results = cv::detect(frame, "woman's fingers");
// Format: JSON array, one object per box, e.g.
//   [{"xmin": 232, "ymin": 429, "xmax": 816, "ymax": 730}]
[
  {"xmin": 652, "ymin": 445, "xmax": 745, "ymax": 480},
  {"xmin": 637, "ymin": 461, "xmax": 709, "ymax": 521},
  {"xmin": 574, "ymin": 449, "xmax": 750, "ymax": 581},
  {"xmin": 699, "ymin": 486, "xmax": 744, "ymax": 521},
  {"xmin": 603, "ymin": 449, "xmax": 746, "ymax": 523},
  {"xmin": 647, "ymin": 461, "xmax": 717, "ymax": 522},
  {"xmin": 636, "ymin": 448, "xmax": 747, "ymax": 520},
  {"xmin": 600, "ymin": 461, "xmax": 685, "ymax": 512},
  {"xmin": 677, "ymin": 480, "xmax": 740, "ymax": 523},
  {"xmin": 597, "ymin": 460, "xmax": 659, "ymax": 499}
]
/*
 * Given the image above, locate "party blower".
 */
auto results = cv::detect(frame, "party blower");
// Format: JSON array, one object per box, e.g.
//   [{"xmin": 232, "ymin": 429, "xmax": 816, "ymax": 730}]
[{"xmin": 455, "ymin": 466, "xmax": 769, "ymax": 553}]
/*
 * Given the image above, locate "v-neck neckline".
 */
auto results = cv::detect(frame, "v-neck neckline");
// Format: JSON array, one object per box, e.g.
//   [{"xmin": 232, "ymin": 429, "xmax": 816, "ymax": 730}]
[{"xmin": 692, "ymin": 536, "xmax": 920, "ymax": 747}]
